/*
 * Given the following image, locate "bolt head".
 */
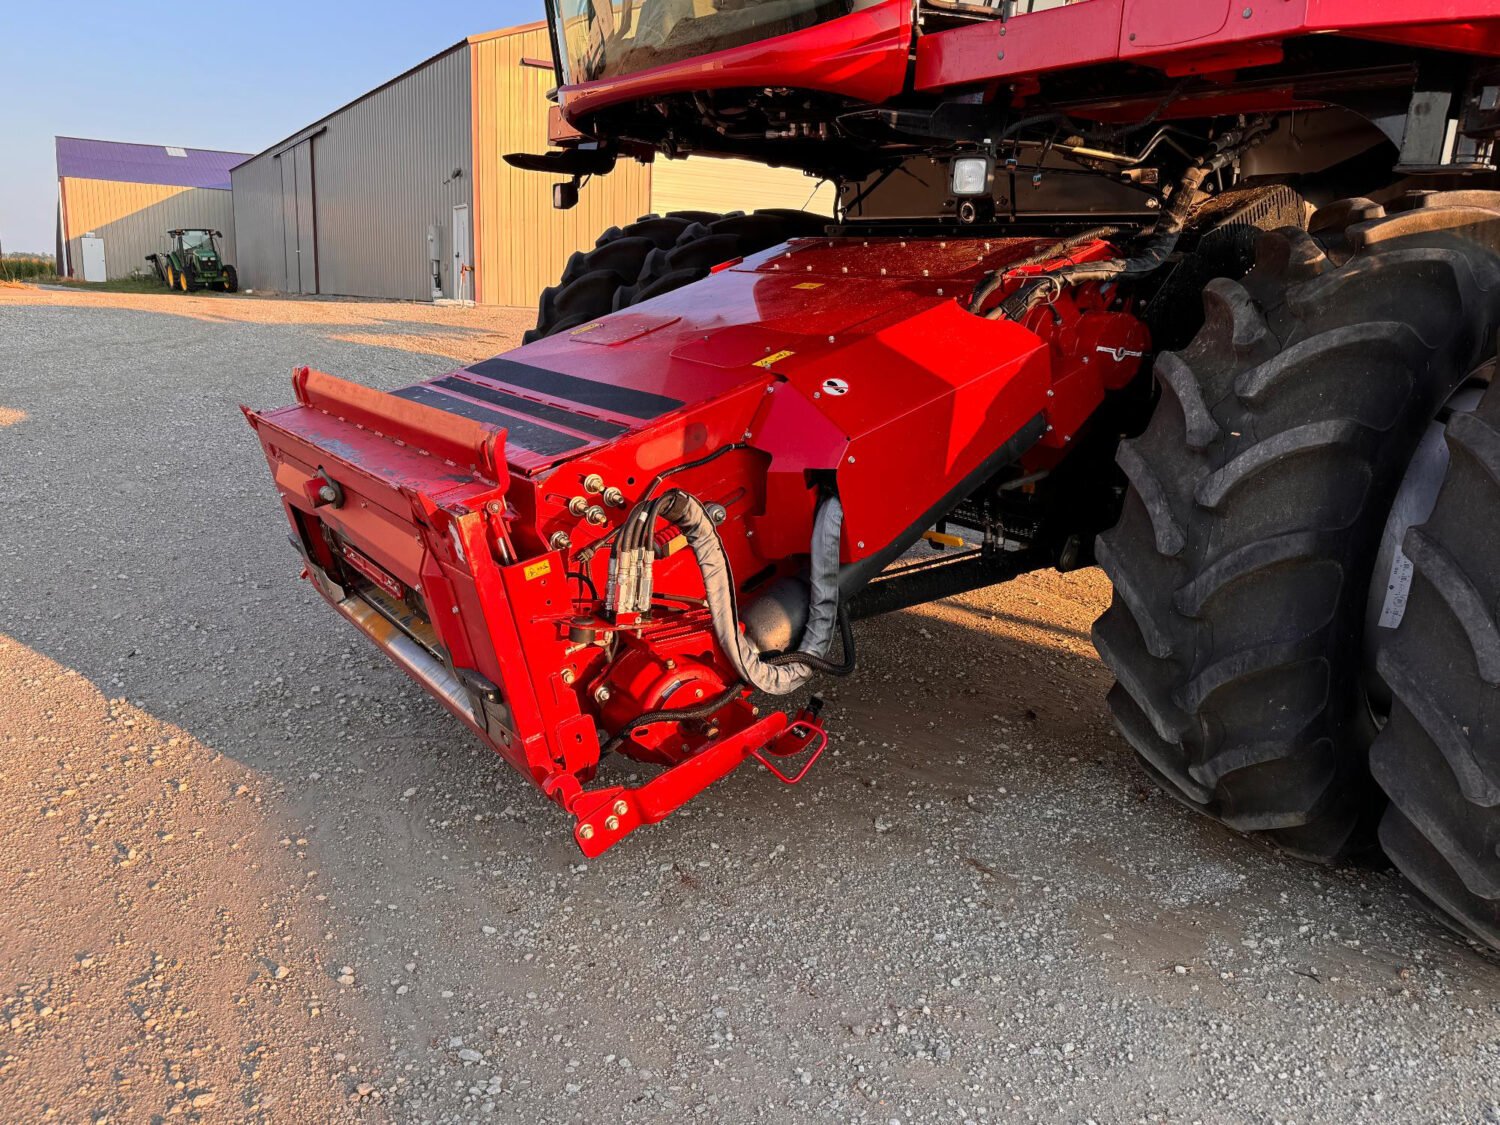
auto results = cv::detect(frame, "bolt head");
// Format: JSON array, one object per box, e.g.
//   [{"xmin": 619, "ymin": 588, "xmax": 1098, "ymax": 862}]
[
  {"xmin": 549, "ymin": 531, "xmax": 572, "ymax": 551},
  {"xmin": 486, "ymin": 500, "xmax": 503, "ymax": 514},
  {"xmin": 561, "ymin": 669, "xmax": 576, "ymax": 685},
  {"xmin": 583, "ymin": 473, "xmax": 605, "ymax": 494},
  {"xmin": 613, "ymin": 799, "xmax": 628, "ymax": 816},
  {"xmin": 604, "ymin": 815, "xmax": 620, "ymax": 831},
  {"xmin": 593, "ymin": 685, "xmax": 611, "ymax": 704},
  {"xmin": 579, "ymin": 824, "xmax": 595, "ymax": 840},
  {"xmin": 318, "ymin": 485, "xmax": 337, "ymax": 503}
]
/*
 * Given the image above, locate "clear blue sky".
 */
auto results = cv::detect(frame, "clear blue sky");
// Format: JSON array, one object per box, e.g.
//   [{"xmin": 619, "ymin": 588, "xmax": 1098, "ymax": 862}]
[{"xmin": 0, "ymin": 0, "xmax": 541, "ymax": 255}]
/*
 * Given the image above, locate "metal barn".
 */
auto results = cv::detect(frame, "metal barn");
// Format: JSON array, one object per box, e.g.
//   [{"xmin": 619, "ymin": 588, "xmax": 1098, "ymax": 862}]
[
  {"xmin": 230, "ymin": 22, "xmax": 831, "ymax": 305},
  {"xmin": 54, "ymin": 138, "xmax": 247, "ymax": 282}
]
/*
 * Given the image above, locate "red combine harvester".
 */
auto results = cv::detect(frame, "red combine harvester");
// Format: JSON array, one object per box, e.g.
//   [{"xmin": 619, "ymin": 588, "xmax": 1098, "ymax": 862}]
[{"xmin": 247, "ymin": 0, "xmax": 1500, "ymax": 949}]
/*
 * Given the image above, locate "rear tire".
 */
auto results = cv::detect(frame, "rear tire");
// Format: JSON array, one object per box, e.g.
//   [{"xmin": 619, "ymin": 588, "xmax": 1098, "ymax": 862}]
[
  {"xmin": 525, "ymin": 209, "xmax": 826, "ymax": 343},
  {"xmin": 222, "ymin": 265, "xmax": 239, "ymax": 293},
  {"xmin": 1371, "ymin": 357, "xmax": 1500, "ymax": 951},
  {"xmin": 1093, "ymin": 193, "xmax": 1500, "ymax": 864}
]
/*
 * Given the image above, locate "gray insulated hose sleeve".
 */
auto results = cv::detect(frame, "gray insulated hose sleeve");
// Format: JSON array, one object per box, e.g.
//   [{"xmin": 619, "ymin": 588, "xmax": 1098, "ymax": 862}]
[{"xmin": 662, "ymin": 492, "xmax": 845, "ymax": 696}]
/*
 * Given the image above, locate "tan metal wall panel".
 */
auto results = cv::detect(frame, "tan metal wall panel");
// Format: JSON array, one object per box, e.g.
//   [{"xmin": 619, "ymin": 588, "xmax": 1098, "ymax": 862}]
[
  {"xmin": 649, "ymin": 157, "xmax": 834, "ymax": 217},
  {"xmin": 60, "ymin": 178, "xmax": 236, "ymax": 280},
  {"xmin": 230, "ymin": 44, "xmax": 473, "ymax": 301},
  {"xmin": 469, "ymin": 28, "xmax": 651, "ymax": 307}
]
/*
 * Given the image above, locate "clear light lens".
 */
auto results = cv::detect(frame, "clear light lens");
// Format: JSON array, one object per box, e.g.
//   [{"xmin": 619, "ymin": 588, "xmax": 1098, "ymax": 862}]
[{"xmin": 951, "ymin": 156, "xmax": 989, "ymax": 196}]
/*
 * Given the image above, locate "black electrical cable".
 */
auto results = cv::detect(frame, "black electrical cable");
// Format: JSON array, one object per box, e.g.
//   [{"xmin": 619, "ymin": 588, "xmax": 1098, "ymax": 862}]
[
  {"xmin": 760, "ymin": 603, "xmax": 856, "ymax": 677},
  {"xmin": 571, "ymin": 568, "xmax": 598, "ymax": 601},
  {"xmin": 969, "ymin": 225, "xmax": 1119, "ymax": 314},
  {"xmin": 599, "ymin": 680, "xmax": 747, "ymax": 757}
]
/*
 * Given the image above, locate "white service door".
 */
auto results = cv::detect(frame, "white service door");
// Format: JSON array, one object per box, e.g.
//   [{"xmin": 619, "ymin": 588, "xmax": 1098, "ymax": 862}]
[
  {"xmin": 451, "ymin": 204, "xmax": 471, "ymax": 302},
  {"xmin": 80, "ymin": 236, "xmax": 106, "ymax": 283}
]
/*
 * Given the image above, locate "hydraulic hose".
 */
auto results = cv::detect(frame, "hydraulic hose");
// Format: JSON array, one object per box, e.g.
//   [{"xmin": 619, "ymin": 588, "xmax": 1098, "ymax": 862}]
[
  {"xmin": 988, "ymin": 118, "xmax": 1273, "ymax": 320},
  {"xmin": 600, "ymin": 680, "xmax": 746, "ymax": 757},
  {"xmin": 762, "ymin": 603, "xmax": 856, "ymax": 677},
  {"xmin": 653, "ymin": 490, "xmax": 847, "ymax": 696}
]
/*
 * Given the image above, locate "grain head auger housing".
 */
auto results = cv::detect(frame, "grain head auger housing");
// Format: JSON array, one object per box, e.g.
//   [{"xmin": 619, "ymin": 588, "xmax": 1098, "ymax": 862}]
[
  {"xmin": 244, "ymin": 234, "xmax": 1150, "ymax": 855},
  {"xmin": 248, "ymin": 0, "xmax": 1500, "ymax": 877}
]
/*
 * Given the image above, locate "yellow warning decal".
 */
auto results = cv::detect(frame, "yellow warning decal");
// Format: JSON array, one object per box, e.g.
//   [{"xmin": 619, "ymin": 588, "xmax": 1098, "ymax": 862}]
[
  {"xmin": 524, "ymin": 559, "xmax": 553, "ymax": 581},
  {"xmin": 792, "ymin": 282, "xmax": 823, "ymax": 290},
  {"xmin": 569, "ymin": 322, "xmax": 603, "ymax": 335},
  {"xmin": 753, "ymin": 349, "xmax": 796, "ymax": 369}
]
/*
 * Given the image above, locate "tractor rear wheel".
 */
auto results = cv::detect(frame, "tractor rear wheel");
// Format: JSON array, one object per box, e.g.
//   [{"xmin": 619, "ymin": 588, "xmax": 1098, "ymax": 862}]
[
  {"xmin": 223, "ymin": 265, "xmax": 239, "ymax": 293},
  {"xmin": 164, "ymin": 264, "xmax": 177, "ymax": 290},
  {"xmin": 1093, "ymin": 192, "xmax": 1500, "ymax": 864},
  {"xmin": 525, "ymin": 209, "xmax": 826, "ymax": 343}
]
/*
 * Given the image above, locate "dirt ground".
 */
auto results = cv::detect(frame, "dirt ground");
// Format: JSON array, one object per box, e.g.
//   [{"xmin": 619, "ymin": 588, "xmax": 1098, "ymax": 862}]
[
  {"xmin": 2, "ymin": 285, "xmax": 1498, "ymax": 1124},
  {"xmin": 2, "ymin": 284, "xmax": 532, "ymax": 366}
]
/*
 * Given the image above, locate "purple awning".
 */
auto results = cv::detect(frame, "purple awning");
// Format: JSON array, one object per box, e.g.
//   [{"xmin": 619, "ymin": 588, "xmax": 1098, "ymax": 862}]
[{"xmin": 55, "ymin": 137, "xmax": 250, "ymax": 190}]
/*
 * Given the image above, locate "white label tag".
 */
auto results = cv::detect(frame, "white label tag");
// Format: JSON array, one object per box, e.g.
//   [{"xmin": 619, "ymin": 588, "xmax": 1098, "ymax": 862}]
[{"xmin": 1378, "ymin": 548, "xmax": 1416, "ymax": 629}]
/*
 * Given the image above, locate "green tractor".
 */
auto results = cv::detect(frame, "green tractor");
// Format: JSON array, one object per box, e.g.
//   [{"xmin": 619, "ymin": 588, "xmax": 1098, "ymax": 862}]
[{"xmin": 146, "ymin": 229, "xmax": 238, "ymax": 293}]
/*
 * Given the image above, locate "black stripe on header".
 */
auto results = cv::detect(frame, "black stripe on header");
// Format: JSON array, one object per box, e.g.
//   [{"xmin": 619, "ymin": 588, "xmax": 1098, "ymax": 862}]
[
  {"xmin": 393, "ymin": 385, "xmax": 587, "ymax": 458},
  {"xmin": 431, "ymin": 375, "xmax": 628, "ymax": 441},
  {"xmin": 465, "ymin": 356, "xmax": 684, "ymax": 421}
]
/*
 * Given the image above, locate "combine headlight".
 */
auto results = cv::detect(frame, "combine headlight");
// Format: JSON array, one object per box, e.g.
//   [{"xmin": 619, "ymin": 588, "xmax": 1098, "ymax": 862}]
[{"xmin": 951, "ymin": 156, "xmax": 991, "ymax": 196}]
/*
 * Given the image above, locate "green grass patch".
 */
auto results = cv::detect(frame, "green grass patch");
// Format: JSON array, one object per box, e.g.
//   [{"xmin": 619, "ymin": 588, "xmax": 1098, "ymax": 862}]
[
  {"xmin": 1, "ymin": 255, "xmax": 55, "ymax": 281},
  {"xmin": 31, "ymin": 274, "xmax": 172, "ymax": 294}
]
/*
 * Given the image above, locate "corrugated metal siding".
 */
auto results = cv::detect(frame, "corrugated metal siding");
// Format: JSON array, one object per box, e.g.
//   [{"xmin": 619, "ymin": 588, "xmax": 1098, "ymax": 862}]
[
  {"xmin": 469, "ymin": 28, "xmax": 651, "ymax": 307},
  {"xmin": 230, "ymin": 45, "xmax": 474, "ymax": 301},
  {"xmin": 59, "ymin": 178, "xmax": 236, "ymax": 280},
  {"xmin": 649, "ymin": 157, "xmax": 835, "ymax": 217},
  {"xmin": 230, "ymin": 155, "xmax": 286, "ymax": 294}
]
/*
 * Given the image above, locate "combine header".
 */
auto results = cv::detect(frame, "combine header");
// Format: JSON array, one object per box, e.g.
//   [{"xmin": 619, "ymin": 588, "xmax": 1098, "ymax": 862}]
[{"xmin": 248, "ymin": 0, "xmax": 1500, "ymax": 949}]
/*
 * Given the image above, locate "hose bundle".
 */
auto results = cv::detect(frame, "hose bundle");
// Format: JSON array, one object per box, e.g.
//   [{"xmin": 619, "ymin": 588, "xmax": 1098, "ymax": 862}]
[{"xmin": 609, "ymin": 489, "xmax": 848, "ymax": 696}]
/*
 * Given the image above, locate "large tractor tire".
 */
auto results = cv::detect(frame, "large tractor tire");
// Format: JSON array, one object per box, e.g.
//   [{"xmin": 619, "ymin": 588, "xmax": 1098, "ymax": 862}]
[
  {"xmin": 1093, "ymin": 192, "xmax": 1500, "ymax": 864},
  {"xmin": 1371, "ymin": 369, "xmax": 1500, "ymax": 950},
  {"xmin": 525, "ymin": 209, "xmax": 826, "ymax": 343},
  {"xmin": 222, "ymin": 265, "xmax": 239, "ymax": 294}
]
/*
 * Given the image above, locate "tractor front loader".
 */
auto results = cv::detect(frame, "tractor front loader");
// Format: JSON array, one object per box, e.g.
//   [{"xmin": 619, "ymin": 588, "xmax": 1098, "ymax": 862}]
[
  {"xmin": 147, "ymin": 228, "xmax": 238, "ymax": 293},
  {"xmin": 246, "ymin": 0, "xmax": 1500, "ymax": 950}
]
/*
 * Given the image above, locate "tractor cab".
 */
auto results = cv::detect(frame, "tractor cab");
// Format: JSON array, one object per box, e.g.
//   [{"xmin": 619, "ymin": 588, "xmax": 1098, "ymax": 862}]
[{"xmin": 174, "ymin": 228, "xmax": 221, "ymax": 256}]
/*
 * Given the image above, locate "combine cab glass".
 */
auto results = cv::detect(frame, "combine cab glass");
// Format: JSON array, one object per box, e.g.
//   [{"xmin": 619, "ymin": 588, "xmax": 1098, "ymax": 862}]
[{"xmin": 552, "ymin": 0, "xmax": 865, "ymax": 83}]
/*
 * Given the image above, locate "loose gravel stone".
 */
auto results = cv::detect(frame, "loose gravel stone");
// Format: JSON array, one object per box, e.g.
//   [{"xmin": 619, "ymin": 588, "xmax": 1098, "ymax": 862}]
[{"xmin": 1, "ymin": 288, "xmax": 1497, "ymax": 1125}]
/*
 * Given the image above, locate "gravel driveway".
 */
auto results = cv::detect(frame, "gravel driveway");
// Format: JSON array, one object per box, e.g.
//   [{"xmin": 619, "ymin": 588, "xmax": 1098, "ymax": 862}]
[{"xmin": 2, "ymin": 293, "xmax": 1498, "ymax": 1124}]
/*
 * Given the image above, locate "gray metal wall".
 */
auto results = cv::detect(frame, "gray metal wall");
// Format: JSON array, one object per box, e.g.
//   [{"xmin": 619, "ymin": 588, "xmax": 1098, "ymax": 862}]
[{"xmin": 231, "ymin": 45, "xmax": 474, "ymax": 301}]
